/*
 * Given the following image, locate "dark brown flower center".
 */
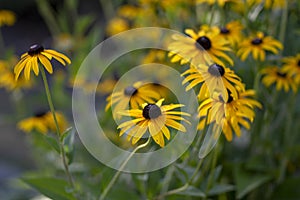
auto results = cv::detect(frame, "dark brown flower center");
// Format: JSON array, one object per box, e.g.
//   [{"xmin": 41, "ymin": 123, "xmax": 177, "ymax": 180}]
[
  {"xmin": 251, "ymin": 38, "xmax": 263, "ymax": 45},
  {"xmin": 34, "ymin": 110, "xmax": 47, "ymax": 118},
  {"xmin": 220, "ymin": 27, "xmax": 230, "ymax": 34},
  {"xmin": 208, "ymin": 64, "xmax": 225, "ymax": 77},
  {"xmin": 218, "ymin": 90, "xmax": 233, "ymax": 103},
  {"xmin": 124, "ymin": 86, "xmax": 138, "ymax": 96},
  {"xmin": 142, "ymin": 104, "xmax": 162, "ymax": 119},
  {"xmin": 28, "ymin": 44, "xmax": 44, "ymax": 56},
  {"xmin": 297, "ymin": 60, "xmax": 300, "ymax": 67},
  {"xmin": 196, "ymin": 36, "xmax": 212, "ymax": 50},
  {"xmin": 276, "ymin": 72, "xmax": 287, "ymax": 77}
]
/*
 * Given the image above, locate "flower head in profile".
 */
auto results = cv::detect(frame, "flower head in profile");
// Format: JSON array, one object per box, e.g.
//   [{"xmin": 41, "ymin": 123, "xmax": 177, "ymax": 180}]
[
  {"xmin": 0, "ymin": 10, "xmax": 16, "ymax": 27},
  {"xmin": 168, "ymin": 26, "xmax": 233, "ymax": 67},
  {"xmin": 14, "ymin": 44, "xmax": 71, "ymax": 80},
  {"xmin": 282, "ymin": 53, "xmax": 300, "ymax": 84},
  {"xmin": 117, "ymin": 99, "xmax": 190, "ymax": 147},
  {"xmin": 261, "ymin": 66, "xmax": 297, "ymax": 93},
  {"xmin": 105, "ymin": 82, "xmax": 161, "ymax": 118},
  {"xmin": 198, "ymin": 89, "xmax": 262, "ymax": 141},
  {"xmin": 237, "ymin": 32, "xmax": 283, "ymax": 61},
  {"xmin": 18, "ymin": 111, "xmax": 68, "ymax": 134},
  {"xmin": 182, "ymin": 63, "xmax": 244, "ymax": 101}
]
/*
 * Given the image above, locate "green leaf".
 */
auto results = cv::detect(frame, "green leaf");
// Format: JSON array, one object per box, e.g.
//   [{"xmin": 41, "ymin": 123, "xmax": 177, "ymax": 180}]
[
  {"xmin": 22, "ymin": 177, "xmax": 76, "ymax": 200},
  {"xmin": 208, "ymin": 184, "xmax": 235, "ymax": 196},
  {"xmin": 74, "ymin": 15, "xmax": 95, "ymax": 36},
  {"xmin": 63, "ymin": 128, "xmax": 75, "ymax": 165},
  {"xmin": 234, "ymin": 167, "xmax": 272, "ymax": 199},
  {"xmin": 177, "ymin": 186, "xmax": 206, "ymax": 198},
  {"xmin": 271, "ymin": 177, "xmax": 300, "ymax": 199}
]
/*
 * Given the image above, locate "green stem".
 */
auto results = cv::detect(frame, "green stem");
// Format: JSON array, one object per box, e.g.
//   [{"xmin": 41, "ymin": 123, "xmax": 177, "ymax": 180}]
[
  {"xmin": 279, "ymin": 1, "xmax": 288, "ymax": 50},
  {"xmin": 205, "ymin": 143, "xmax": 219, "ymax": 193},
  {"xmin": 99, "ymin": 138, "xmax": 151, "ymax": 200},
  {"xmin": 40, "ymin": 67, "xmax": 75, "ymax": 189}
]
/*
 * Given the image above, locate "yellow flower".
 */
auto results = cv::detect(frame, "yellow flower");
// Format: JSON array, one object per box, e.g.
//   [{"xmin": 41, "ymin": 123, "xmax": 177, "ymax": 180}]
[
  {"xmin": 105, "ymin": 81, "xmax": 161, "ymax": 117},
  {"xmin": 217, "ymin": 21, "xmax": 244, "ymax": 48},
  {"xmin": 0, "ymin": 10, "xmax": 16, "ymax": 26},
  {"xmin": 97, "ymin": 77, "xmax": 118, "ymax": 95},
  {"xmin": 237, "ymin": 32, "xmax": 283, "ymax": 61},
  {"xmin": 14, "ymin": 44, "xmax": 71, "ymax": 80},
  {"xmin": 250, "ymin": 0, "xmax": 286, "ymax": 9},
  {"xmin": 18, "ymin": 111, "xmax": 68, "ymax": 134},
  {"xmin": 196, "ymin": 0, "xmax": 240, "ymax": 7},
  {"xmin": 198, "ymin": 89, "xmax": 262, "ymax": 141},
  {"xmin": 182, "ymin": 63, "xmax": 245, "ymax": 101},
  {"xmin": 117, "ymin": 5, "xmax": 142, "ymax": 20},
  {"xmin": 106, "ymin": 17, "xmax": 130, "ymax": 36},
  {"xmin": 261, "ymin": 66, "xmax": 297, "ymax": 93},
  {"xmin": 168, "ymin": 26, "xmax": 233, "ymax": 67},
  {"xmin": 0, "ymin": 59, "xmax": 32, "ymax": 91},
  {"xmin": 282, "ymin": 53, "xmax": 300, "ymax": 84},
  {"xmin": 117, "ymin": 98, "xmax": 190, "ymax": 147}
]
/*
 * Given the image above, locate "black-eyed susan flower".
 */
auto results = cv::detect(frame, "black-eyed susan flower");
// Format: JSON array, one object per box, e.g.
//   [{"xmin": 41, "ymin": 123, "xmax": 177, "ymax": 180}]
[
  {"xmin": 217, "ymin": 21, "xmax": 244, "ymax": 48},
  {"xmin": 282, "ymin": 53, "xmax": 300, "ymax": 84},
  {"xmin": 198, "ymin": 89, "xmax": 262, "ymax": 141},
  {"xmin": 261, "ymin": 66, "xmax": 297, "ymax": 93},
  {"xmin": 182, "ymin": 63, "xmax": 244, "ymax": 101},
  {"xmin": 237, "ymin": 32, "xmax": 283, "ymax": 61},
  {"xmin": 0, "ymin": 10, "xmax": 16, "ymax": 27},
  {"xmin": 168, "ymin": 26, "xmax": 233, "ymax": 67},
  {"xmin": 18, "ymin": 111, "xmax": 68, "ymax": 134},
  {"xmin": 105, "ymin": 81, "xmax": 161, "ymax": 117},
  {"xmin": 117, "ymin": 99, "xmax": 190, "ymax": 147},
  {"xmin": 250, "ymin": 0, "xmax": 286, "ymax": 9},
  {"xmin": 14, "ymin": 44, "xmax": 71, "ymax": 80},
  {"xmin": 0, "ymin": 59, "xmax": 32, "ymax": 91}
]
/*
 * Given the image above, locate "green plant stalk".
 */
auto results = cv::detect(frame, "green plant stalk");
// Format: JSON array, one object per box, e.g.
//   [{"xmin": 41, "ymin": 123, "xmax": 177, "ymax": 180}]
[
  {"xmin": 279, "ymin": 1, "xmax": 288, "ymax": 49},
  {"xmin": 99, "ymin": 137, "xmax": 151, "ymax": 200},
  {"xmin": 40, "ymin": 67, "xmax": 75, "ymax": 189},
  {"xmin": 36, "ymin": 0, "xmax": 60, "ymax": 37},
  {"xmin": 205, "ymin": 142, "xmax": 219, "ymax": 193}
]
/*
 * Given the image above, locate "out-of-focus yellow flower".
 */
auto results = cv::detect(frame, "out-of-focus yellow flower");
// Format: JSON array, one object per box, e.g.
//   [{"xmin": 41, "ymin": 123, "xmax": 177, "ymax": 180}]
[
  {"xmin": 250, "ymin": 0, "xmax": 286, "ymax": 9},
  {"xmin": 117, "ymin": 5, "xmax": 141, "ymax": 20},
  {"xmin": 97, "ymin": 77, "xmax": 118, "ymax": 95},
  {"xmin": 18, "ymin": 111, "xmax": 68, "ymax": 134},
  {"xmin": 0, "ymin": 10, "xmax": 16, "ymax": 27},
  {"xmin": 106, "ymin": 17, "xmax": 130, "ymax": 36},
  {"xmin": 282, "ymin": 53, "xmax": 300, "ymax": 84},
  {"xmin": 54, "ymin": 33, "xmax": 74, "ymax": 52},
  {"xmin": 118, "ymin": 98, "xmax": 190, "ymax": 147},
  {"xmin": 217, "ymin": 21, "xmax": 244, "ymax": 48},
  {"xmin": 0, "ymin": 59, "xmax": 32, "ymax": 91},
  {"xmin": 141, "ymin": 50, "xmax": 166, "ymax": 64},
  {"xmin": 196, "ymin": 0, "xmax": 240, "ymax": 7},
  {"xmin": 261, "ymin": 66, "xmax": 297, "ymax": 93},
  {"xmin": 14, "ymin": 44, "xmax": 71, "ymax": 80},
  {"xmin": 237, "ymin": 32, "xmax": 283, "ymax": 61}
]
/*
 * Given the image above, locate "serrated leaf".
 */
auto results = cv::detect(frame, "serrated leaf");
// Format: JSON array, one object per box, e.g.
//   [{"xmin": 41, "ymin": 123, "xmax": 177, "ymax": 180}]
[
  {"xmin": 177, "ymin": 186, "xmax": 206, "ymax": 198},
  {"xmin": 208, "ymin": 184, "xmax": 235, "ymax": 196},
  {"xmin": 22, "ymin": 177, "xmax": 76, "ymax": 200}
]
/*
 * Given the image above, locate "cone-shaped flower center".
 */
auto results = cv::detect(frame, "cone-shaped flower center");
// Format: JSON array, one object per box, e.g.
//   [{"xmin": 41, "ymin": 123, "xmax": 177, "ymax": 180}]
[
  {"xmin": 220, "ymin": 27, "xmax": 230, "ymax": 34},
  {"xmin": 219, "ymin": 90, "xmax": 233, "ymax": 103},
  {"xmin": 124, "ymin": 86, "xmax": 138, "ymax": 96},
  {"xmin": 34, "ymin": 110, "xmax": 47, "ymax": 118},
  {"xmin": 276, "ymin": 72, "xmax": 287, "ymax": 77},
  {"xmin": 208, "ymin": 63, "xmax": 225, "ymax": 77},
  {"xmin": 196, "ymin": 36, "xmax": 212, "ymax": 50},
  {"xmin": 251, "ymin": 38, "xmax": 263, "ymax": 45},
  {"xmin": 28, "ymin": 44, "xmax": 44, "ymax": 56},
  {"xmin": 297, "ymin": 60, "xmax": 300, "ymax": 67},
  {"xmin": 142, "ymin": 104, "xmax": 162, "ymax": 119}
]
